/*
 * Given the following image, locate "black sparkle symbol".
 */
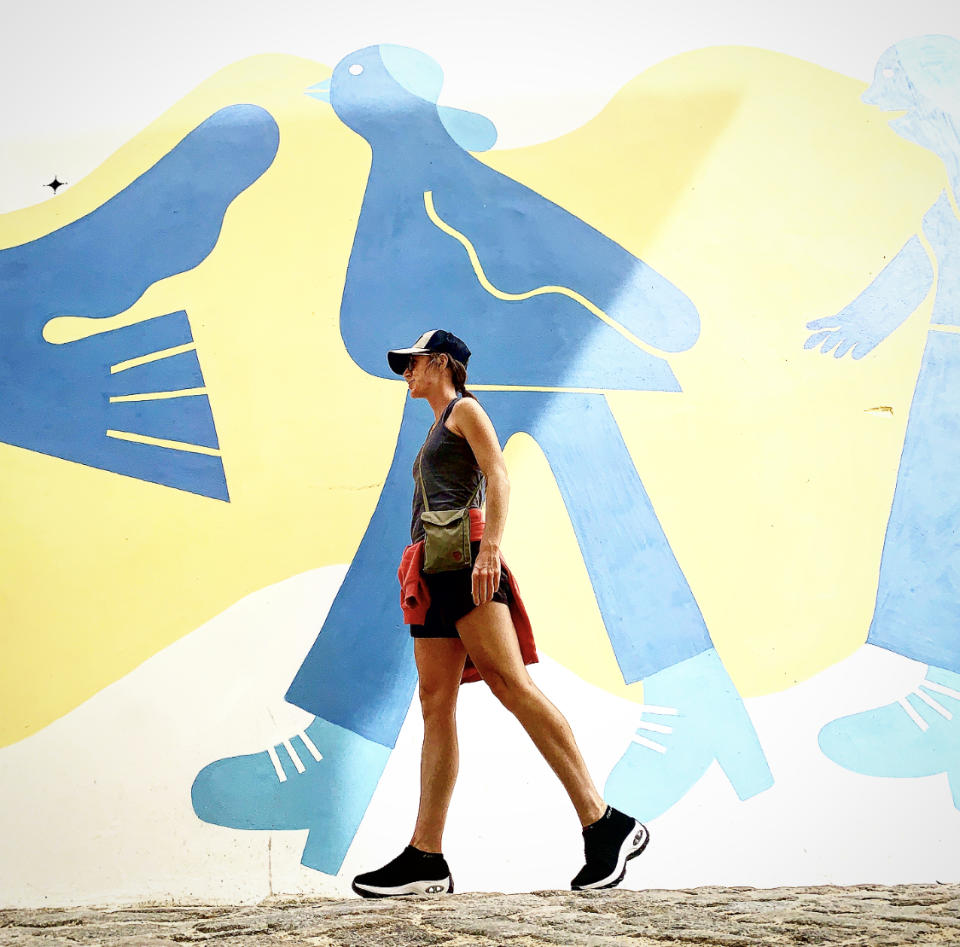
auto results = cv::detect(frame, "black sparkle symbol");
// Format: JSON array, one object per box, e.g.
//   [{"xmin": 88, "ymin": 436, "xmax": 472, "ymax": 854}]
[{"xmin": 45, "ymin": 177, "xmax": 66, "ymax": 194}]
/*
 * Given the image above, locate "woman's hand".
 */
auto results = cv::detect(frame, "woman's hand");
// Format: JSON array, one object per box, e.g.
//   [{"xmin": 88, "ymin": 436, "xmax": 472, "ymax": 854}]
[{"xmin": 472, "ymin": 544, "xmax": 502, "ymax": 606}]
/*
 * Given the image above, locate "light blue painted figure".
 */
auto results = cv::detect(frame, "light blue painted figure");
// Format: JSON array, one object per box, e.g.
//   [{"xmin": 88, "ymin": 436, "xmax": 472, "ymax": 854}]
[
  {"xmin": 0, "ymin": 105, "xmax": 280, "ymax": 500},
  {"xmin": 191, "ymin": 45, "xmax": 772, "ymax": 873},
  {"xmin": 806, "ymin": 35, "xmax": 960, "ymax": 809}
]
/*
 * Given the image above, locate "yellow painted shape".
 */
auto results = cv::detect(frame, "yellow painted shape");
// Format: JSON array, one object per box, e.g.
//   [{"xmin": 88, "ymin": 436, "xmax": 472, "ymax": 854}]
[
  {"xmin": 502, "ymin": 434, "xmax": 644, "ymax": 705},
  {"xmin": 423, "ymin": 191, "xmax": 672, "ymax": 359},
  {"xmin": 44, "ymin": 316, "xmax": 111, "ymax": 344},
  {"xmin": 0, "ymin": 45, "xmax": 948, "ymax": 745},
  {"xmin": 483, "ymin": 46, "xmax": 944, "ymax": 698}
]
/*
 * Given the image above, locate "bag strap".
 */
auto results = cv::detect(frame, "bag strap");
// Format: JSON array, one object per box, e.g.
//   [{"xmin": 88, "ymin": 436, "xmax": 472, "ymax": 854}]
[
  {"xmin": 417, "ymin": 450, "xmax": 431, "ymax": 512},
  {"xmin": 464, "ymin": 471, "xmax": 484, "ymax": 508}
]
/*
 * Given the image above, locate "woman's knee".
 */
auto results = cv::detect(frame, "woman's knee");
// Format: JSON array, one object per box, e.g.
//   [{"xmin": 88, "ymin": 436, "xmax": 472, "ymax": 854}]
[
  {"xmin": 418, "ymin": 679, "xmax": 458, "ymax": 721},
  {"xmin": 481, "ymin": 668, "xmax": 536, "ymax": 712}
]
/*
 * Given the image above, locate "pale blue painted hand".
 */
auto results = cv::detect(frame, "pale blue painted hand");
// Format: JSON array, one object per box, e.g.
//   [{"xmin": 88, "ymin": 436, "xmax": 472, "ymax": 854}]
[{"xmin": 804, "ymin": 236, "xmax": 933, "ymax": 359}]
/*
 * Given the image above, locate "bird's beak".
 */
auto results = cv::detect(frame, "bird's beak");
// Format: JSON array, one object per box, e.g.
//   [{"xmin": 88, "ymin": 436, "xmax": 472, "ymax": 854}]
[
  {"xmin": 861, "ymin": 83, "xmax": 882, "ymax": 107},
  {"xmin": 305, "ymin": 78, "xmax": 331, "ymax": 103}
]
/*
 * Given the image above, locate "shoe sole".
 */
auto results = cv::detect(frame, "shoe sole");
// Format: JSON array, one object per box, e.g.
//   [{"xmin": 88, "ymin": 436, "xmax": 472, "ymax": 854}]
[
  {"xmin": 352, "ymin": 875, "xmax": 454, "ymax": 898},
  {"xmin": 572, "ymin": 822, "xmax": 650, "ymax": 891}
]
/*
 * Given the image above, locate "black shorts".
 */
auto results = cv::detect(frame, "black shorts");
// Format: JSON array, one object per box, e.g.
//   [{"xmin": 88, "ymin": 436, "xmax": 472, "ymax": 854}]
[{"xmin": 410, "ymin": 541, "xmax": 511, "ymax": 639}]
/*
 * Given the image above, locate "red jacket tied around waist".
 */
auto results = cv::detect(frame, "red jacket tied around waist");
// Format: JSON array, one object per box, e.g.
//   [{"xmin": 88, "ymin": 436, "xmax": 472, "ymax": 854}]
[{"xmin": 397, "ymin": 507, "xmax": 538, "ymax": 684}]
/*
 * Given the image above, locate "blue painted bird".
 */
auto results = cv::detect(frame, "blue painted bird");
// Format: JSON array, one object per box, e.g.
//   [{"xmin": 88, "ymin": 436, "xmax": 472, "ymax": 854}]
[{"xmin": 309, "ymin": 44, "xmax": 699, "ymax": 390}]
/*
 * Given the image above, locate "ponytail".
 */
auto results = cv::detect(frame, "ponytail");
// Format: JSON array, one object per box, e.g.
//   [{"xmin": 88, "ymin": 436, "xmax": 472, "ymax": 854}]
[
  {"xmin": 448, "ymin": 356, "xmax": 478, "ymax": 401},
  {"xmin": 430, "ymin": 352, "xmax": 479, "ymax": 401}
]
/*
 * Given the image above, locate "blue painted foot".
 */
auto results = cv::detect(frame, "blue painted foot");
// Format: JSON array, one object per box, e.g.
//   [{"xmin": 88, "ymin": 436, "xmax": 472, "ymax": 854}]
[
  {"xmin": 191, "ymin": 716, "xmax": 392, "ymax": 874},
  {"xmin": 819, "ymin": 665, "xmax": 960, "ymax": 809},
  {"xmin": 604, "ymin": 649, "xmax": 774, "ymax": 821}
]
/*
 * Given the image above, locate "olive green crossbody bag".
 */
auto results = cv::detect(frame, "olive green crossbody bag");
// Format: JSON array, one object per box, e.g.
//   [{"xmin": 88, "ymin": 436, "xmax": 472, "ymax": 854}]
[{"xmin": 417, "ymin": 452, "xmax": 483, "ymax": 573}]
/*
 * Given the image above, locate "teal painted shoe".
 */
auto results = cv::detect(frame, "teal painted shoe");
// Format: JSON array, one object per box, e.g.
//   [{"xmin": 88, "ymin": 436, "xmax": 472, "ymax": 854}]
[
  {"xmin": 191, "ymin": 716, "xmax": 392, "ymax": 874},
  {"xmin": 819, "ymin": 665, "xmax": 960, "ymax": 809},
  {"xmin": 604, "ymin": 649, "xmax": 773, "ymax": 821}
]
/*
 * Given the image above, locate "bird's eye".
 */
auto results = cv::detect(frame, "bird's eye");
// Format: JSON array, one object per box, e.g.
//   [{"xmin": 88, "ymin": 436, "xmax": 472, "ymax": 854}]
[
  {"xmin": 349, "ymin": 64, "xmax": 364, "ymax": 76},
  {"xmin": 882, "ymin": 67, "xmax": 895, "ymax": 78}
]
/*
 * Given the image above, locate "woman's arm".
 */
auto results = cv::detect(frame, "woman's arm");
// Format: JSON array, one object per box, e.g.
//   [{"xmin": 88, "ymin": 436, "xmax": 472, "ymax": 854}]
[{"xmin": 449, "ymin": 398, "xmax": 509, "ymax": 606}]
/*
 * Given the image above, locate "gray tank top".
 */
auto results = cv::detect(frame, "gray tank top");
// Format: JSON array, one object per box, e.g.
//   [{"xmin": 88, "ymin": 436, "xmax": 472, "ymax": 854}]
[{"xmin": 411, "ymin": 396, "xmax": 485, "ymax": 543}]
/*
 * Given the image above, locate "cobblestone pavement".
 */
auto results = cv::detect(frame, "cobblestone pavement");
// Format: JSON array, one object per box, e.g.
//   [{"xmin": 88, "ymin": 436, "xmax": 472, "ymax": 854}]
[{"xmin": 2, "ymin": 885, "xmax": 959, "ymax": 946}]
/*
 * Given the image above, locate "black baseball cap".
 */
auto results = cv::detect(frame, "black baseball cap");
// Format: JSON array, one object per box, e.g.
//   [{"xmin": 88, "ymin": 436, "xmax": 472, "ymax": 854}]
[{"xmin": 387, "ymin": 329, "xmax": 472, "ymax": 375}]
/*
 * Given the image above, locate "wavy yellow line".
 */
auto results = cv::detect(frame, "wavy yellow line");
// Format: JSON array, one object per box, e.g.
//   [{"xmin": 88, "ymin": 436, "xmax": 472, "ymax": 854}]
[{"xmin": 423, "ymin": 190, "xmax": 670, "ymax": 359}]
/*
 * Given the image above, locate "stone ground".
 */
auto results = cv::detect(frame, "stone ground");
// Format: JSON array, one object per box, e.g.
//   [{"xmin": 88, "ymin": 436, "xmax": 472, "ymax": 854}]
[{"xmin": 2, "ymin": 885, "xmax": 959, "ymax": 946}]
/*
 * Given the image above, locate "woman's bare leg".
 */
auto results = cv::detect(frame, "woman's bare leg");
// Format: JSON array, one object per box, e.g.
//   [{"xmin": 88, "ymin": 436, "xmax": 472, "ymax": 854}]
[
  {"xmin": 410, "ymin": 637, "xmax": 468, "ymax": 852},
  {"xmin": 456, "ymin": 602, "xmax": 606, "ymax": 827}
]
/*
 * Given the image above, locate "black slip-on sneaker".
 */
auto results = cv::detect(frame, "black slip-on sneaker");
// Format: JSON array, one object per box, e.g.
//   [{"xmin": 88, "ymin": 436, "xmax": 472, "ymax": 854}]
[
  {"xmin": 352, "ymin": 845, "xmax": 454, "ymax": 898},
  {"xmin": 571, "ymin": 806, "xmax": 649, "ymax": 890}
]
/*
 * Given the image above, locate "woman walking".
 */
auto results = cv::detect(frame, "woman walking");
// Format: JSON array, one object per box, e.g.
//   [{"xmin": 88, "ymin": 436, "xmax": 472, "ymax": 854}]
[{"xmin": 351, "ymin": 329, "xmax": 649, "ymax": 897}]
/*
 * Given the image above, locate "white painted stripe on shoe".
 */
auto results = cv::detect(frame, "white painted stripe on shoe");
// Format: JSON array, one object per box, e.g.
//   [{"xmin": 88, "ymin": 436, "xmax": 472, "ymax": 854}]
[
  {"xmin": 914, "ymin": 689, "xmax": 953, "ymax": 720},
  {"xmin": 299, "ymin": 730, "xmax": 323, "ymax": 762},
  {"xmin": 637, "ymin": 704, "xmax": 679, "ymax": 716},
  {"xmin": 631, "ymin": 734, "xmax": 667, "ymax": 753},
  {"xmin": 267, "ymin": 745, "xmax": 287, "ymax": 783},
  {"xmin": 922, "ymin": 680, "xmax": 960, "ymax": 702},
  {"xmin": 354, "ymin": 877, "xmax": 451, "ymax": 897},
  {"xmin": 283, "ymin": 739, "xmax": 305, "ymax": 774},
  {"xmin": 636, "ymin": 720, "xmax": 673, "ymax": 735},
  {"xmin": 577, "ymin": 822, "xmax": 649, "ymax": 890},
  {"xmin": 898, "ymin": 697, "xmax": 929, "ymax": 732}
]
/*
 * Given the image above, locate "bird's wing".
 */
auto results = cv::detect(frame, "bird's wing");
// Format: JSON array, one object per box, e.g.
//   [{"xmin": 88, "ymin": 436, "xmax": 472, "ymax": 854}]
[{"xmin": 426, "ymin": 171, "xmax": 700, "ymax": 354}]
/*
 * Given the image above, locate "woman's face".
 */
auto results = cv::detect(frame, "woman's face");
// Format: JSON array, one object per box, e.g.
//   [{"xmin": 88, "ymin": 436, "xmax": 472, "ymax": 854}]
[{"xmin": 403, "ymin": 354, "xmax": 441, "ymax": 398}]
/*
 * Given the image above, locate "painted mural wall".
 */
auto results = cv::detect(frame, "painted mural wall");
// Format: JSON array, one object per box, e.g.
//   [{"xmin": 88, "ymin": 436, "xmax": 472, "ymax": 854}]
[{"xmin": 2, "ymin": 2, "xmax": 960, "ymax": 906}]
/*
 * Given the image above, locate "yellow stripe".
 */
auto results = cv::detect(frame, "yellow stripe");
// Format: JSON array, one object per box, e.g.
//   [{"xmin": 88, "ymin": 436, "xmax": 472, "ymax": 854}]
[
  {"xmin": 109, "ymin": 388, "xmax": 207, "ymax": 403},
  {"xmin": 422, "ymin": 191, "xmax": 671, "ymax": 359},
  {"xmin": 105, "ymin": 430, "xmax": 221, "ymax": 456},
  {"xmin": 929, "ymin": 324, "xmax": 960, "ymax": 334},
  {"xmin": 111, "ymin": 343, "xmax": 197, "ymax": 374},
  {"xmin": 471, "ymin": 384, "xmax": 611, "ymax": 394}
]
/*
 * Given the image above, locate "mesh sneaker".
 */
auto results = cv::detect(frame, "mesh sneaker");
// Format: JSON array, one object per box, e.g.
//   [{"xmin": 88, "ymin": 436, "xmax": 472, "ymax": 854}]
[
  {"xmin": 352, "ymin": 845, "xmax": 454, "ymax": 898},
  {"xmin": 571, "ymin": 806, "xmax": 649, "ymax": 890}
]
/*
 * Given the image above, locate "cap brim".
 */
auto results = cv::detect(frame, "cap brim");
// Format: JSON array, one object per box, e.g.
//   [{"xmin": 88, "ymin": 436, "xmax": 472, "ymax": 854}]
[{"xmin": 387, "ymin": 347, "xmax": 430, "ymax": 375}]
